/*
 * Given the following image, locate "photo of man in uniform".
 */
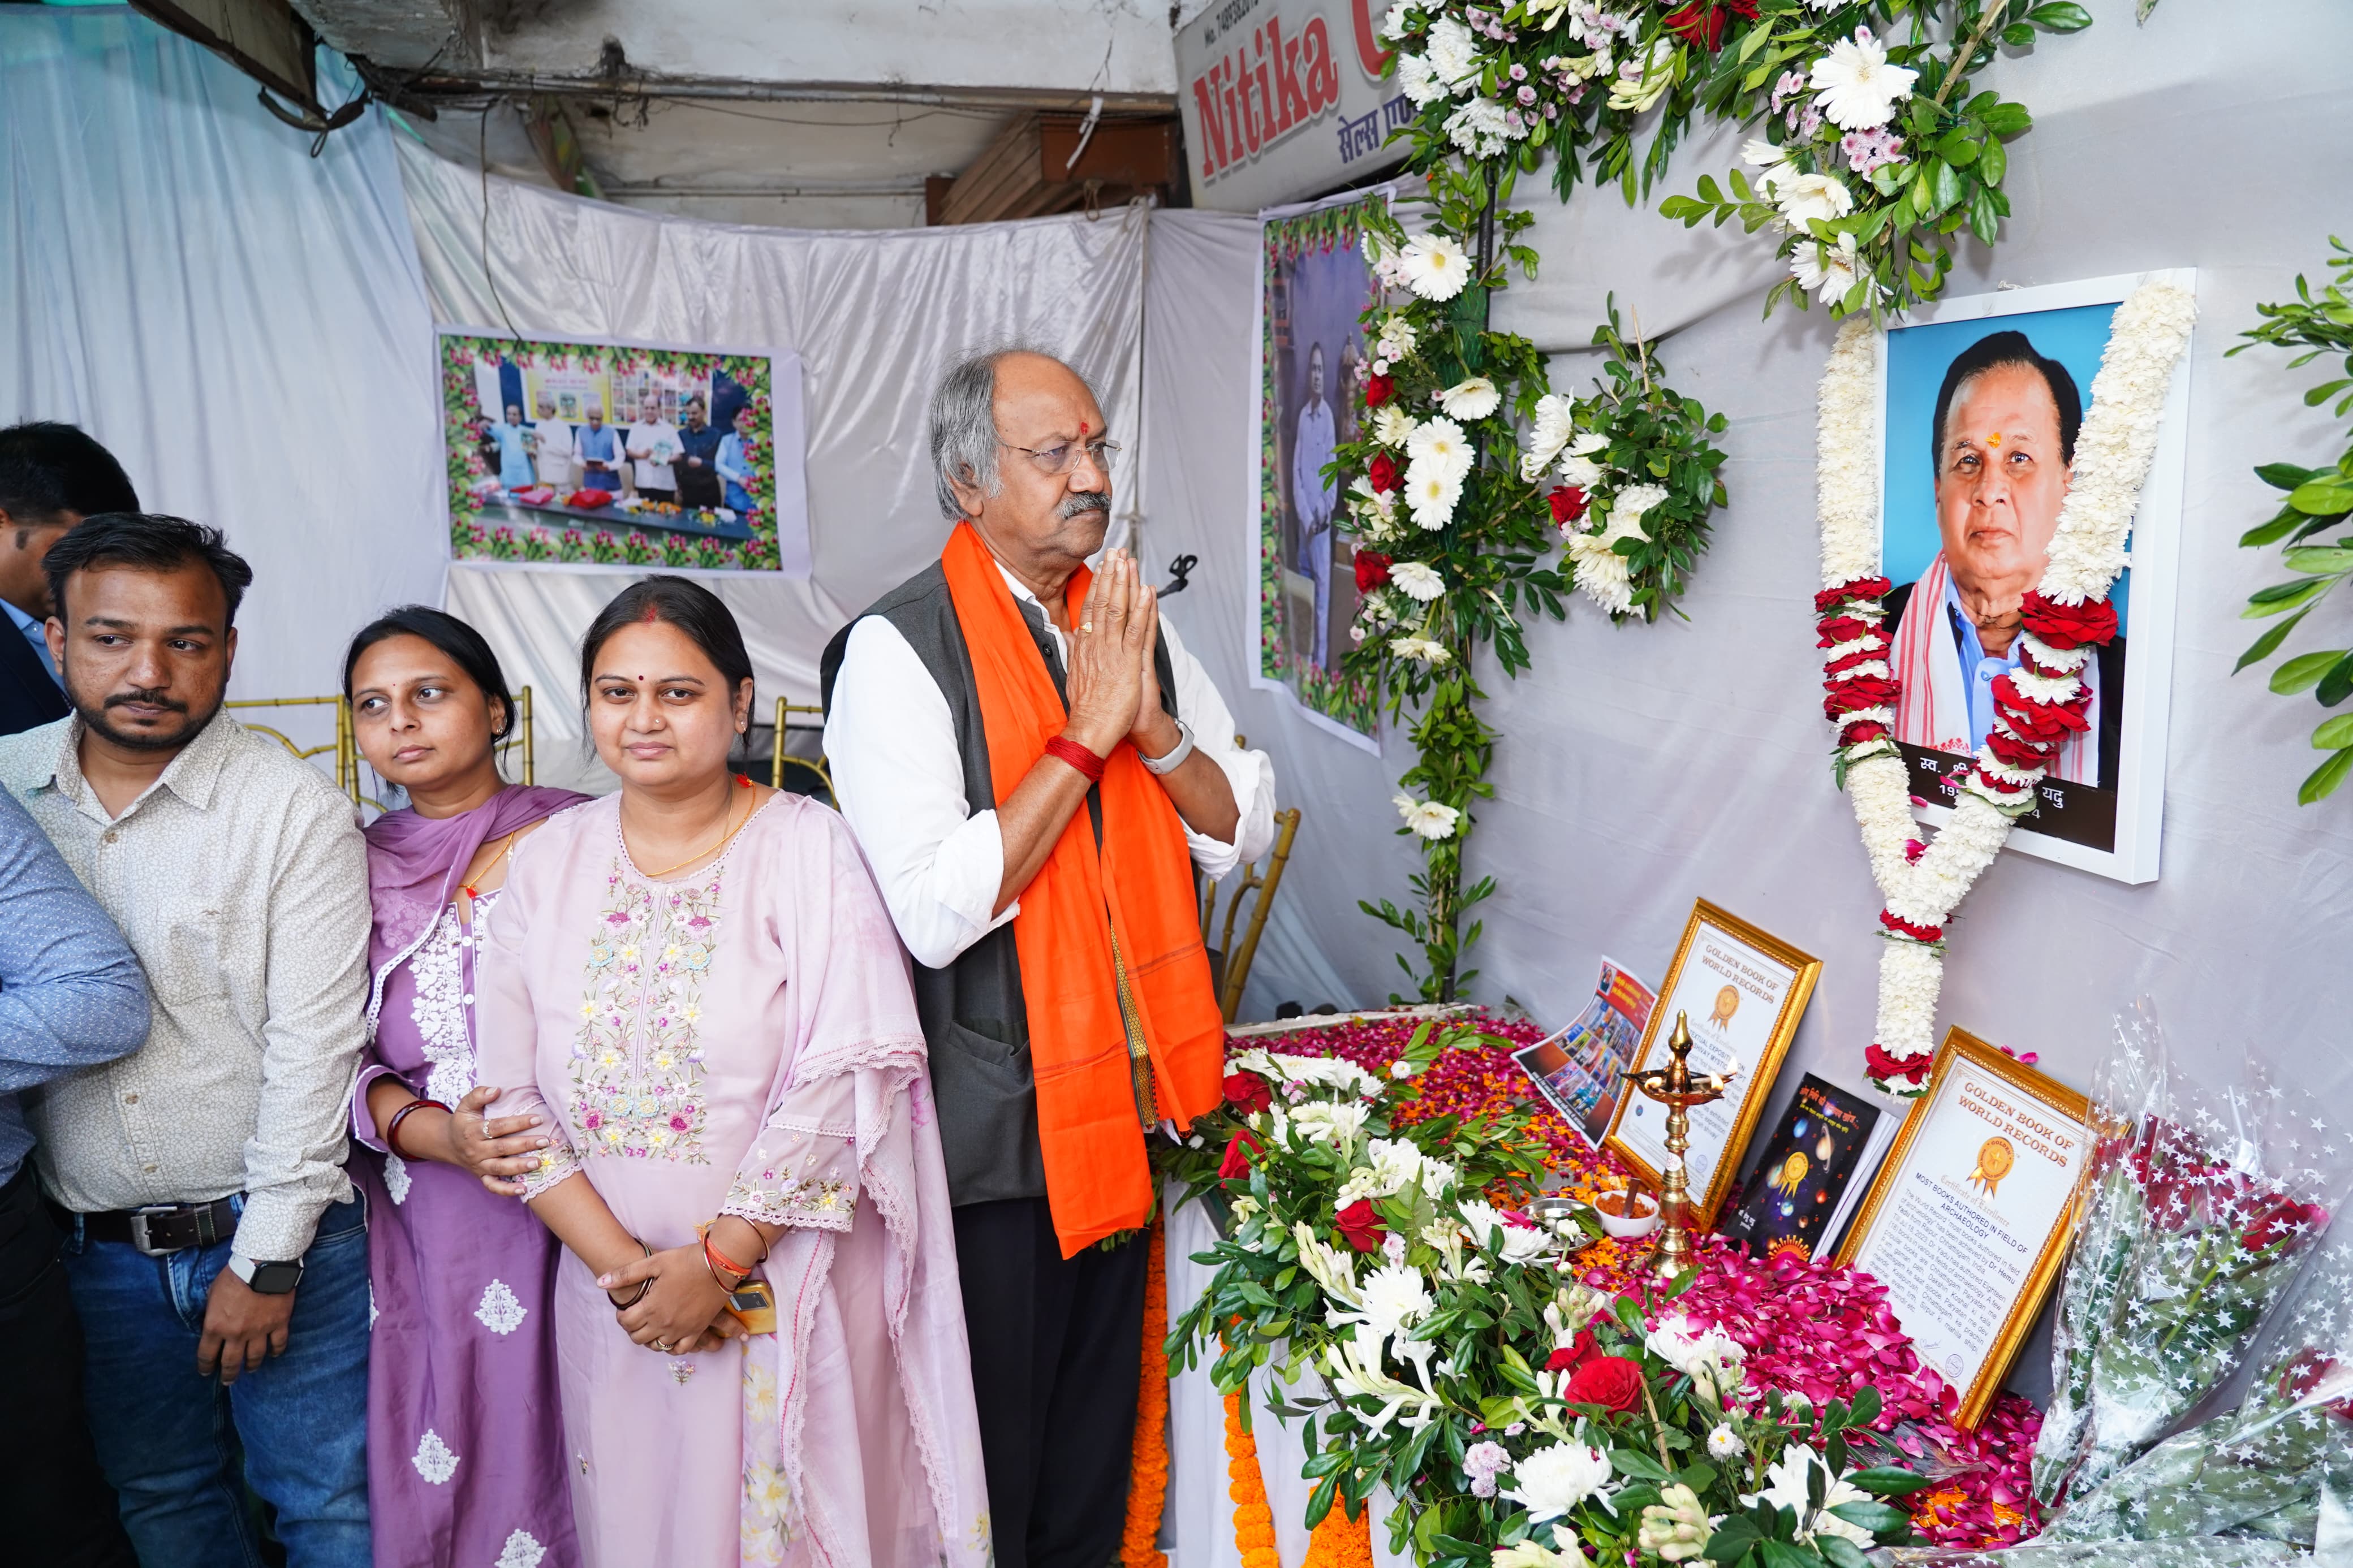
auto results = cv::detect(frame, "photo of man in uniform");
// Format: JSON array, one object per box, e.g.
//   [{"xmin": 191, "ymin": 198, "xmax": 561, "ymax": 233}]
[{"xmin": 1883, "ymin": 329, "xmax": 2123, "ymax": 788}]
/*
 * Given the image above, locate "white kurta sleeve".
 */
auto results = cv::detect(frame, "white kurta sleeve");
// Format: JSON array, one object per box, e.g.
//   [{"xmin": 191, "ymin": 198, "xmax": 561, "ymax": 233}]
[
  {"xmin": 1160, "ymin": 614, "xmax": 1278, "ymax": 875},
  {"xmin": 822, "ymin": 616, "xmax": 1018, "ymax": 971}
]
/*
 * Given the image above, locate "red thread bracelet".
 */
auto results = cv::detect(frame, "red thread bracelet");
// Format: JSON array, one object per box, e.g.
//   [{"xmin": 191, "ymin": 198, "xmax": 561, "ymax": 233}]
[
  {"xmin": 1043, "ymin": 735, "xmax": 1107, "ymax": 783},
  {"xmin": 385, "ymin": 1097, "xmax": 450, "ymax": 1160}
]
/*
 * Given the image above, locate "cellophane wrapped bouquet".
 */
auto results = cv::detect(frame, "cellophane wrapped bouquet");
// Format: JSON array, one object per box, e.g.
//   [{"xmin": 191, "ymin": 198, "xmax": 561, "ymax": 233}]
[
  {"xmin": 1881, "ymin": 1542, "xmax": 2310, "ymax": 1568},
  {"xmin": 2030, "ymin": 1008, "xmax": 2351, "ymax": 1509},
  {"xmin": 2039, "ymin": 1235, "xmax": 2353, "ymax": 1549}
]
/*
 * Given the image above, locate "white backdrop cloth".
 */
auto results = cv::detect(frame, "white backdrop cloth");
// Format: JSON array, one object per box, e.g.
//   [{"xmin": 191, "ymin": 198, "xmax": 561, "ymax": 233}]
[
  {"xmin": 1144, "ymin": 0, "xmax": 2353, "ymax": 1422},
  {"xmin": 398, "ymin": 136, "xmax": 1151, "ymax": 789},
  {"xmin": 0, "ymin": 8, "xmax": 444, "ymax": 718}
]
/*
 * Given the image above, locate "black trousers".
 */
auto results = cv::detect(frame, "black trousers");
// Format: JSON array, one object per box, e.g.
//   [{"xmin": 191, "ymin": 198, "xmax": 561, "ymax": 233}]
[
  {"xmin": 953, "ymin": 1196, "xmax": 1147, "ymax": 1568},
  {"xmin": 0, "ymin": 1163, "xmax": 135, "ymax": 1567}
]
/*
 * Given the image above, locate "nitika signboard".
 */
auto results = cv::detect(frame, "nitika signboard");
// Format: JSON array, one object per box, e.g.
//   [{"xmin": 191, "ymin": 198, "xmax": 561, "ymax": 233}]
[{"xmin": 1175, "ymin": 0, "xmax": 1411, "ymax": 211}]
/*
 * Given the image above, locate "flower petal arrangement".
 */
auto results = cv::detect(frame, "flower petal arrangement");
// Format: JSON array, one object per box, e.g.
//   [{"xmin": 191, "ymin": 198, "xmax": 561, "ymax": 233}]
[{"xmin": 1814, "ymin": 283, "xmax": 2196, "ymax": 1094}]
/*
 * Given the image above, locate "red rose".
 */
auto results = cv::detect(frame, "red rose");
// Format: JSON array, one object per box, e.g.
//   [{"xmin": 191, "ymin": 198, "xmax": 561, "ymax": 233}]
[
  {"xmin": 1335, "ymin": 1199, "xmax": 1387, "ymax": 1254},
  {"xmin": 1878, "ymin": 909, "xmax": 1943, "ymax": 943},
  {"xmin": 1365, "ymin": 374, "xmax": 1394, "ymax": 408},
  {"xmin": 1839, "ymin": 719, "xmax": 1892, "ymax": 748},
  {"xmin": 2244, "ymin": 1197, "xmax": 2329, "ymax": 1254},
  {"xmin": 1815, "ymin": 577, "xmax": 1891, "ymax": 615},
  {"xmin": 1355, "ymin": 551, "xmax": 1393, "ymax": 593},
  {"xmin": 1218, "ymin": 1129, "xmax": 1262, "ymax": 1181},
  {"xmin": 2022, "ymin": 591, "xmax": 2118, "ymax": 650},
  {"xmin": 1223, "ymin": 1072, "xmax": 1273, "ymax": 1113},
  {"xmin": 1865, "ymin": 1044, "xmax": 1934, "ymax": 1085},
  {"xmin": 1816, "ymin": 615, "xmax": 1884, "ymax": 648},
  {"xmin": 1825, "ymin": 646, "xmax": 1890, "ymax": 677},
  {"xmin": 1984, "ymin": 730, "xmax": 2050, "ymax": 770},
  {"xmin": 1548, "ymin": 485, "xmax": 1589, "ymax": 525},
  {"xmin": 1368, "ymin": 452, "xmax": 1400, "ymax": 494},
  {"xmin": 1545, "ymin": 1329, "xmax": 1598, "ymax": 1373},
  {"xmin": 1822, "ymin": 675, "xmax": 1901, "ymax": 720},
  {"xmin": 1563, "ymin": 1355, "xmax": 1646, "ymax": 1413}
]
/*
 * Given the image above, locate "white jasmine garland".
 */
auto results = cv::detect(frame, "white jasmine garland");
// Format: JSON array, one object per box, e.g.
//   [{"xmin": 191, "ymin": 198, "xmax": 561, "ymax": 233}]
[
  {"xmin": 1389, "ymin": 559, "xmax": 1445, "ymax": 602},
  {"xmin": 1817, "ymin": 285, "xmax": 2195, "ymax": 1092}
]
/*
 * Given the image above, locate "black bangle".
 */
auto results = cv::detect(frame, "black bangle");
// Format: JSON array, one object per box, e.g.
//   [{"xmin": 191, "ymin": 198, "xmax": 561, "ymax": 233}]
[{"xmin": 609, "ymin": 1239, "xmax": 652, "ymax": 1311}]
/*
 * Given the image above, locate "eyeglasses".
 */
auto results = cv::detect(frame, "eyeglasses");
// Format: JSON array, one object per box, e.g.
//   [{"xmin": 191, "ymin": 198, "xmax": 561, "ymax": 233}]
[{"xmin": 1001, "ymin": 437, "xmax": 1119, "ymax": 477}]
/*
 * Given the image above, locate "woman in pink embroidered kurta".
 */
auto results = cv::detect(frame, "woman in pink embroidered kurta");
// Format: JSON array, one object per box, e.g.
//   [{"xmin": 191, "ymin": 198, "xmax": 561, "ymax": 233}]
[{"xmin": 473, "ymin": 579, "xmax": 989, "ymax": 1568}]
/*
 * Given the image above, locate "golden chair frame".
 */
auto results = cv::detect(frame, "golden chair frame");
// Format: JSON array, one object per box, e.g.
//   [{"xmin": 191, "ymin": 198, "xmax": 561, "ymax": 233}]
[
  {"xmin": 1201, "ymin": 805, "xmax": 1302, "ymax": 1023},
  {"xmin": 768, "ymin": 696, "xmax": 833, "ymax": 798},
  {"xmin": 225, "ymin": 685, "xmax": 538, "ymax": 811}
]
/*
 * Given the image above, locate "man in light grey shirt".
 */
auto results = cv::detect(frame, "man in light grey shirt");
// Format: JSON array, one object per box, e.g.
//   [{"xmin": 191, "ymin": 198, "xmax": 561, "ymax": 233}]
[{"xmin": 0, "ymin": 513, "xmax": 372, "ymax": 1567}]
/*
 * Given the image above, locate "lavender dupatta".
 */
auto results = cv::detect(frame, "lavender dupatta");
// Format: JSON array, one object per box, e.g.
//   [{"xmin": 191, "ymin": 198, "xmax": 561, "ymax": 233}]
[{"xmin": 363, "ymin": 784, "xmax": 589, "ymax": 1035}]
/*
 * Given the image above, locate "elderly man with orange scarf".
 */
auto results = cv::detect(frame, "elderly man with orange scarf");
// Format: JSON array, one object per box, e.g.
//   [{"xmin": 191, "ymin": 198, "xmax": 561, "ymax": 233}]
[{"xmin": 822, "ymin": 347, "xmax": 1275, "ymax": 1567}]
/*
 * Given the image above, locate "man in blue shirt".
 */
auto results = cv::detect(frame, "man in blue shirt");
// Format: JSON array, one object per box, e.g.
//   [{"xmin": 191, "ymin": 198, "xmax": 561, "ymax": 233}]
[
  {"xmin": 575, "ymin": 401, "xmax": 621, "ymax": 491},
  {"xmin": 716, "ymin": 404, "xmax": 759, "ymax": 513},
  {"xmin": 0, "ymin": 781, "xmax": 150, "ymax": 1565},
  {"xmin": 0, "ymin": 422, "xmax": 141, "ymax": 736}
]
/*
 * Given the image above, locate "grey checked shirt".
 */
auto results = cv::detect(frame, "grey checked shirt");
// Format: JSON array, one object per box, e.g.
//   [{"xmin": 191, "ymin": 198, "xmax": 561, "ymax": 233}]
[{"xmin": 0, "ymin": 714, "xmax": 370, "ymax": 1264}]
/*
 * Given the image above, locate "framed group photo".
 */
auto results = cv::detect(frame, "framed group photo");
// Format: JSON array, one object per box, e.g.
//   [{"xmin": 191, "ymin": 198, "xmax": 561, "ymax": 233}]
[
  {"xmin": 1874, "ymin": 270, "xmax": 2194, "ymax": 883},
  {"xmin": 1602, "ymin": 901, "xmax": 1821, "ymax": 1227}
]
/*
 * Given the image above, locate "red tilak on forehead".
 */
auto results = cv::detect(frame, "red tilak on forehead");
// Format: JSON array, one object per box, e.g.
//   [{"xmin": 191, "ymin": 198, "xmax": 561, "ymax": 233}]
[{"xmin": 1079, "ymin": 420, "xmax": 1088, "ymax": 438}]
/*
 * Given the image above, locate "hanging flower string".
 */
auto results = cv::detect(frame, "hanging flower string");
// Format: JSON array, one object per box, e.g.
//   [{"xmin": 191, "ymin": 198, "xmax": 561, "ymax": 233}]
[
  {"xmin": 1121, "ymin": 1219, "xmax": 1171, "ymax": 1568},
  {"xmin": 1224, "ymin": 1388, "xmax": 1283, "ymax": 1568},
  {"xmin": 1815, "ymin": 283, "xmax": 2196, "ymax": 1094}
]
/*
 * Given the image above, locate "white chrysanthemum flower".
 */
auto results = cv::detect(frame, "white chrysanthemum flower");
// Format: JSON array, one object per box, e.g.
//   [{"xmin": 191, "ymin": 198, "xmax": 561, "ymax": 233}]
[
  {"xmin": 1437, "ymin": 376, "xmax": 1501, "ymax": 421},
  {"xmin": 1792, "ymin": 232, "xmax": 1864, "ymax": 304},
  {"xmin": 1338, "ymin": 1133, "xmax": 1429, "ymax": 1204},
  {"xmin": 1567, "ymin": 533, "xmax": 1634, "ymax": 615},
  {"xmin": 1456, "ymin": 1198, "xmax": 1549, "ymax": 1263},
  {"xmin": 1356, "ymin": 1260, "xmax": 1436, "ymax": 1339},
  {"xmin": 1708, "ymin": 1423, "xmax": 1743, "ymax": 1459},
  {"xmin": 1388, "ymin": 559, "xmax": 1445, "ymax": 602},
  {"xmin": 1502, "ymin": 1442, "xmax": 1614, "ymax": 1522},
  {"xmin": 1397, "ymin": 51, "xmax": 1446, "ymax": 107},
  {"xmin": 1390, "ymin": 634, "xmax": 1451, "ymax": 664},
  {"xmin": 1557, "ymin": 453, "xmax": 1605, "ymax": 491},
  {"xmin": 1397, "ymin": 232, "xmax": 1471, "ymax": 301},
  {"xmin": 1379, "ymin": 1, "xmax": 1416, "ymax": 42},
  {"xmin": 1520, "ymin": 394, "xmax": 1577, "ymax": 477},
  {"xmin": 1373, "ymin": 405, "xmax": 1418, "ymax": 447},
  {"xmin": 1404, "ymin": 466, "xmax": 1463, "ymax": 529},
  {"xmin": 1808, "ymin": 27, "xmax": 1919, "ymax": 131},
  {"xmin": 1444, "ymin": 97, "xmax": 1518, "ymax": 158},
  {"xmin": 1392, "ymin": 795, "xmax": 1462, "ymax": 840},
  {"xmin": 1744, "ymin": 137, "xmax": 1793, "ymax": 198},
  {"xmin": 1774, "ymin": 171, "xmax": 1855, "ymax": 228},
  {"xmin": 1425, "ymin": 18, "xmax": 1479, "ymax": 85},
  {"xmin": 1603, "ymin": 482, "xmax": 1667, "ymax": 543},
  {"xmin": 1567, "ymin": 431, "xmax": 1608, "ymax": 457}
]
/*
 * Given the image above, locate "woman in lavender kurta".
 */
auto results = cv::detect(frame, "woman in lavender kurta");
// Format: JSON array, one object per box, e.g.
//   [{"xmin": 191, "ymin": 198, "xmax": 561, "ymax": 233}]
[
  {"xmin": 343, "ymin": 608, "xmax": 592, "ymax": 1568},
  {"xmin": 475, "ymin": 578, "xmax": 990, "ymax": 1568}
]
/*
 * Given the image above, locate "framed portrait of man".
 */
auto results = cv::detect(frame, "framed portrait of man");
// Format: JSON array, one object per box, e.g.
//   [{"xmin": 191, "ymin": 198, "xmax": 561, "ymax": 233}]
[{"xmin": 1876, "ymin": 271, "xmax": 2193, "ymax": 883}]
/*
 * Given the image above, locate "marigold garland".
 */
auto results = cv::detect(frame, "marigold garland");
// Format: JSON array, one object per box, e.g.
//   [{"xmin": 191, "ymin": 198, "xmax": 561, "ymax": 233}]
[
  {"xmin": 1300, "ymin": 1503, "xmax": 1375, "ymax": 1568},
  {"xmin": 1119, "ymin": 1219, "xmax": 1170, "ymax": 1568},
  {"xmin": 1223, "ymin": 1389, "xmax": 1282, "ymax": 1568}
]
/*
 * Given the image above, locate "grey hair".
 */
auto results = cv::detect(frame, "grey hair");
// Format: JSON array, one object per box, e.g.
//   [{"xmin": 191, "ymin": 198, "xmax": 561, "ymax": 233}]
[{"xmin": 928, "ymin": 345, "xmax": 1099, "ymax": 521}]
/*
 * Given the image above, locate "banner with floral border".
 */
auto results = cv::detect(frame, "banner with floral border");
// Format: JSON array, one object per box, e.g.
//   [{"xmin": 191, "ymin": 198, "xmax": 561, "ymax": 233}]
[
  {"xmin": 1255, "ymin": 193, "xmax": 1390, "ymax": 746},
  {"xmin": 437, "ymin": 329, "xmax": 809, "ymax": 574}
]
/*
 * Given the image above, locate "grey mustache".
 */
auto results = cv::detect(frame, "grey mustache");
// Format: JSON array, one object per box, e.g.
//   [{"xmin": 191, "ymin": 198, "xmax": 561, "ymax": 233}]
[{"xmin": 1058, "ymin": 491, "xmax": 1111, "ymax": 520}]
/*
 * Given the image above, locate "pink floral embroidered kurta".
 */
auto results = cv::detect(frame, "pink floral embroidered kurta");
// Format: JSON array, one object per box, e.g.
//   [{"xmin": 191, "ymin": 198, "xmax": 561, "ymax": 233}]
[{"xmin": 476, "ymin": 794, "xmax": 992, "ymax": 1568}]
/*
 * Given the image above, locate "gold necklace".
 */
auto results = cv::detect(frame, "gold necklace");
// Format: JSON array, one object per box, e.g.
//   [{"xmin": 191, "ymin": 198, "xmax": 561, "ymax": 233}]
[
  {"xmin": 631, "ymin": 777, "xmax": 754, "ymax": 880},
  {"xmin": 460, "ymin": 833, "xmax": 516, "ymax": 901}
]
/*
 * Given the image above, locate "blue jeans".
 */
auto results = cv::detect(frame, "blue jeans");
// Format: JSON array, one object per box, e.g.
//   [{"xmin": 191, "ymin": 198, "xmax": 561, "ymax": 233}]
[{"xmin": 60, "ymin": 1194, "xmax": 371, "ymax": 1568}]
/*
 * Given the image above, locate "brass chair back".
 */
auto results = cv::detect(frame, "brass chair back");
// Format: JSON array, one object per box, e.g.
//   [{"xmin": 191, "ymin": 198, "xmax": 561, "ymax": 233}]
[
  {"xmin": 226, "ymin": 684, "xmax": 537, "ymax": 813},
  {"xmin": 1202, "ymin": 805, "xmax": 1302, "ymax": 1023},
  {"xmin": 769, "ymin": 696, "xmax": 833, "ymax": 798}
]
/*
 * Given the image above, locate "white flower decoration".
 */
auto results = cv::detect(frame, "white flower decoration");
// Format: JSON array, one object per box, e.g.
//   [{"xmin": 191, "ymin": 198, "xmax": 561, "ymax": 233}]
[
  {"xmin": 1292, "ymin": 1100, "xmax": 1371, "ymax": 1147},
  {"xmin": 1437, "ymin": 376, "xmax": 1502, "ymax": 421},
  {"xmin": 1520, "ymin": 394, "xmax": 1578, "ymax": 477},
  {"xmin": 1393, "ymin": 794, "xmax": 1462, "ymax": 841},
  {"xmin": 382, "ymin": 1150, "xmax": 411, "ymax": 1206},
  {"xmin": 495, "ymin": 1531, "xmax": 547, "ymax": 1568},
  {"xmin": 1398, "ymin": 52, "xmax": 1446, "ymax": 107},
  {"xmin": 1407, "ymin": 413, "xmax": 1469, "ymax": 468},
  {"xmin": 1746, "ymin": 1448, "xmax": 1874, "ymax": 1546},
  {"xmin": 1405, "ymin": 468, "xmax": 1464, "ymax": 530},
  {"xmin": 1808, "ymin": 27, "xmax": 1918, "ymax": 131},
  {"xmin": 1774, "ymin": 171, "xmax": 1855, "ymax": 229},
  {"xmin": 1373, "ymin": 405, "xmax": 1418, "ymax": 447},
  {"xmin": 1566, "ymin": 533, "xmax": 1635, "ymax": 616},
  {"xmin": 1503, "ymin": 1442, "xmax": 1615, "ymax": 1521},
  {"xmin": 1708, "ymin": 1423, "xmax": 1743, "ymax": 1459},
  {"xmin": 1389, "ymin": 559, "xmax": 1445, "ymax": 602},
  {"xmin": 412, "ymin": 1429, "xmax": 460, "ymax": 1485},
  {"xmin": 1792, "ymin": 233, "xmax": 1863, "ymax": 305},
  {"xmin": 474, "ymin": 1278, "xmax": 527, "ymax": 1336},
  {"xmin": 1744, "ymin": 138, "xmax": 1793, "ymax": 198},
  {"xmin": 1354, "ymin": 1261, "xmax": 1437, "ymax": 1340},
  {"xmin": 1390, "ymin": 634, "xmax": 1452, "ymax": 664},
  {"xmin": 1603, "ymin": 482, "xmax": 1668, "ymax": 544},
  {"xmin": 1398, "ymin": 232, "xmax": 1471, "ymax": 301},
  {"xmin": 1377, "ymin": 314, "xmax": 1419, "ymax": 360},
  {"xmin": 1379, "ymin": 1, "xmax": 1416, "ymax": 42},
  {"xmin": 1425, "ymin": 18, "xmax": 1479, "ymax": 85}
]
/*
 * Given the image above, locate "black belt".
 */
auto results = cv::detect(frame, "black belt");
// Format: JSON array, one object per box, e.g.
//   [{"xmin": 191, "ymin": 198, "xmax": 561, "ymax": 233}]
[{"xmin": 73, "ymin": 1198, "xmax": 240, "ymax": 1256}]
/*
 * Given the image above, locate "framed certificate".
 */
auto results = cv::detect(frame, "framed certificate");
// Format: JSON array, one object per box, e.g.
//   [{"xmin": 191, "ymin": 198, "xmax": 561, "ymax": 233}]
[
  {"xmin": 1835, "ymin": 1029, "xmax": 2093, "ymax": 1427},
  {"xmin": 1602, "ymin": 901, "xmax": 1820, "ymax": 1227}
]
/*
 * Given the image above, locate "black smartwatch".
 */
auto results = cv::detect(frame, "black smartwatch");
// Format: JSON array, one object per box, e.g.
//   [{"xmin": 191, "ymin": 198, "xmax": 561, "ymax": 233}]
[{"xmin": 229, "ymin": 1255, "xmax": 305, "ymax": 1294}]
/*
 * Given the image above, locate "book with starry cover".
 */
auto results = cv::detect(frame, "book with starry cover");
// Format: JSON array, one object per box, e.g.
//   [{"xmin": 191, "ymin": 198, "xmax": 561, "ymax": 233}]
[{"xmin": 1721, "ymin": 1074, "xmax": 1887, "ymax": 1262}]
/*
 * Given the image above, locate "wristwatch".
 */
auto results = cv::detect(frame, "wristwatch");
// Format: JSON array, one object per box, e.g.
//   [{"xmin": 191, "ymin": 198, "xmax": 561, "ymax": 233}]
[
  {"xmin": 1138, "ymin": 717, "xmax": 1196, "ymax": 777},
  {"xmin": 228, "ymin": 1255, "xmax": 305, "ymax": 1294}
]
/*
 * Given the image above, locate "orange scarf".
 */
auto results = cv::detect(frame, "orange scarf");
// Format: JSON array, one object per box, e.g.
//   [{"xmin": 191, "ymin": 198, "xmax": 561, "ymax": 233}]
[{"xmin": 941, "ymin": 520, "xmax": 1224, "ymax": 1256}]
